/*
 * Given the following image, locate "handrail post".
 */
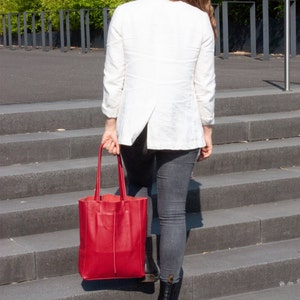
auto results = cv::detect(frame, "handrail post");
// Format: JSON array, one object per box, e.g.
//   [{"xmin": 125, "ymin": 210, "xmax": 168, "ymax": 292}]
[
  {"xmin": 23, "ymin": 12, "xmax": 28, "ymax": 50},
  {"xmin": 262, "ymin": 0, "xmax": 272, "ymax": 61},
  {"xmin": 213, "ymin": 3, "xmax": 221, "ymax": 56},
  {"xmin": 80, "ymin": 9, "xmax": 91, "ymax": 54},
  {"xmin": 48, "ymin": 16, "xmax": 53, "ymax": 50},
  {"xmin": 59, "ymin": 10, "xmax": 65, "ymax": 52},
  {"xmin": 8, "ymin": 13, "xmax": 13, "ymax": 49},
  {"xmin": 66, "ymin": 11, "xmax": 71, "ymax": 51},
  {"xmin": 103, "ymin": 8, "xmax": 110, "ymax": 53},
  {"xmin": 17, "ymin": 13, "xmax": 22, "ymax": 48},
  {"xmin": 85, "ymin": 10, "xmax": 90, "ymax": 53},
  {"xmin": 1, "ymin": 14, "xmax": 7, "ymax": 48},
  {"xmin": 41, "ymin": 12, "xmax": 46, "ymax": 51},
  {"xmin": 80, "ymin": 9, "xmax": 86, "ymax": 54},
  {"xmin": 284, "ymin": 0, "xmax": 290, "ymax": 92},
  {"xmin": 222, "ymin": 1, "xmax": 229, "ymax": 59},
  {"xmin": 250, "ymin": 2, "xmax": 256, "ymax": 58},
  {"xmin": 32, "ymin": 13, "xmax": 37, "ymax": 48},
  {"xmin": 290, "ymin": 0, "xmax": 296, "ymax": 58},
  {"xmin": 1, "ymin": 14, "xmax": 7, "ymax": 47}
]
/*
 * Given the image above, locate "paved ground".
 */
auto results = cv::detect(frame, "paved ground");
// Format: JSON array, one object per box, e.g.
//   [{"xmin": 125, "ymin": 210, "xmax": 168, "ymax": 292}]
[{"xmin": 0, "ymin": 47, "xmax": 300, "ymax": 104}]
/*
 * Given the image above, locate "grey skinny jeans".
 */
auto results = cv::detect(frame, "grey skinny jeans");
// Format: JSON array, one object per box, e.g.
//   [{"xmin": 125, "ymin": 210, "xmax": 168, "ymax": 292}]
[{"xmin": 120, "ymin": 127, "xmax": 198, "ymax": 283}]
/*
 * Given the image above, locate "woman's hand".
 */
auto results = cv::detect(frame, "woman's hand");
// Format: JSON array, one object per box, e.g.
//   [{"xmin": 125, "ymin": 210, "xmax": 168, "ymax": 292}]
[
  {"xmin": 101, "ymin": 118, "xmax": 120, "ymax": 155},
  {"xmin": 197, "ymin": 125, "xmax": 213, "ymax": 162}
]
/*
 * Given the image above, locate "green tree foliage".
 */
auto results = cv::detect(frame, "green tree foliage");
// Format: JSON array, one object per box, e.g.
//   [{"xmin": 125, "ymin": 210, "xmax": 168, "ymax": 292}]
[
  {"xmin": 0, "ymin": 0, "xmax": 42, "ymax": 13},
  {"xmin": 0, "ymin": 0, "xmax": 128, "ymax": 13},
  {"xmin": 0, "ymin": 0, "xmax": 42, "ymax": 34},
  {"xmin": 0, "ymin": 0, "xmax": 131, "ymax": 32},
  {"xmin": 39, "ymin": 0, "xmax": 127, "ymax": 30},
  {"xmin": 215, "ymin": 0, "xmax": 285, "ymax": 27}
]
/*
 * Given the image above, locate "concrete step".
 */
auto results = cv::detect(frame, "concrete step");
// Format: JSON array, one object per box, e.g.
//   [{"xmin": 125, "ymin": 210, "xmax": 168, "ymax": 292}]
[
  {"xmin": 1, "ymin": 167, "xmax": 300, "ymax": 239},
  {"xmin": 1, "ymin": 111, "xmax": 299, "ymax": 166},
  {"xmin": 182, "ymin": 237, "xmax": 300, "ymax": 299},
  {"xmin": 0, "ymin": 237, "xmax": 300, "ymax": 299},
  {"xmin": 0, "ymin": 99, "xmax": 103, "ymax": 135},
  {"xmin": 215, "ymin": 86, "xmax": 300, "ymax": 117},
  {"xmin": 0, "ymin": 138, "xmax": 299, "ymax": 200},
  {"xmin": 210, "ymin": 282, "xmax": 300, "ymax": 300},
  {"xmin": 188, "ymin": 166, "xmax": 300, "ymax": 212},
  {"xmin": 0, "ymin": 128, "xmax": 103, "ymax": 166},
  {"xmin": 1, "ymin": 87, "xmax": 299, "ymax": 136},
  {"xmin": 0, "ymin": 156, "xmax": 105, "ymax": 201},
  {"xmin": 0, "ymin": 188, "xmax": 111, "ymax": 238},
  {"xmin": 213, "ymin": 110, "xmax": 300, "ymax": 145},
  {"xmin": 1, "ymin": 199, "xmax": 299, "ymax": 285},
  {"xmin": 193, "ymin": 137, "xmax": 300, "ymax": 177},
  {"xmin": 160, "ymin": 198, "xmax": 300, "ymax": 254}
]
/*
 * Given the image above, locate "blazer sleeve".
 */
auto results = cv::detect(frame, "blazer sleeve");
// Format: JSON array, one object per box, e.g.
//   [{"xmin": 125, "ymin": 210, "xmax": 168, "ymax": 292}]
[
  {"xmin": 102, "ymin": 7, "xmax": 125, "ymax": 118},
  {"xmin": 194, "ymin": 14, "xmax": 216, "ymax": 125}
]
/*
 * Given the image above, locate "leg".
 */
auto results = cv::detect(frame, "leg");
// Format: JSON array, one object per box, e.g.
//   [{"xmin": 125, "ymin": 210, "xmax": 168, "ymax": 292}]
[
  {"xmin": 156, "ymin": 149, "xmax": 198, "ymax": 299},
  {"xmin": 120, "ymin": 126, "xmax": 155, "ymax": 237},
  {"xmin": 120, "ymin": 127, "xmax": 159, "ymax": 281}
]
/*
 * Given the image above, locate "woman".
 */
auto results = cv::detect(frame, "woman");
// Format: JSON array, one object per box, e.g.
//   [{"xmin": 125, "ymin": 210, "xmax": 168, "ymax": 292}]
[{"xmin": 101, "ymin": 0, "xmax": 216, "ymax": 299}]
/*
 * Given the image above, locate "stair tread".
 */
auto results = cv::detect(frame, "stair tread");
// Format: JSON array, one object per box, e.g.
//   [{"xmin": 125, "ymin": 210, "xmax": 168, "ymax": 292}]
[
  {"xmin": 0, "ymin": 190, "xmax": 93, "ymax": 213},
  {"xmin": 216, "ymin": 85, "xmax": 300, "ymax": 99},
  {"xmin": 1, "ymin": 110, "xmax": 299, "ymax": 142},
  {"xmin": 0, "ymin": 238, "xmax": 300, "ymax": 300},
  {"xmin": 1, "ymin": 198, "xmax": 299, "ymax": 254},
  {"xmin": 216, "ymin": 110, "xmax": 300, "ymax": 124},
  {"xmin": 1, "ymin": 166, "xmax": 300, "ymax": 209},
  {"xmin": 211, "ymin": 136, "xmax": 300, "ymax": 154},
  {"xmin": 0, "ymin": 99, "xmax": 100, "ymax": 114},
  {"xmin": 1, "ymin": 84, "xmax": 300, "ymax": 114},
  {"xmin": 0, "ymin": 128, "xmax": 102, "ymax": 143},
  {"xmin": 0, "ymin": 156, "xmax": 99, "ymax": 176},
  {"xmin": 1, "ymin": 166, "xmax": 299, "ymax": 212},
  {"xmin": 0, "ymin": 229, "xmax": 79, "ymax": 254},
  {"xmin": 1, "ymin": 137, "xmax": 299, "ymax": 175},
  {"xmin": 1, "ymin": 113, "xmax": 299, "ymax": 167},
  {"xmin": 183, "ymin": 237, "xmax": 300, "ymax": 275},
  {"xmin": 174, "ymin": 198, "xmax": 300, "ymax": 231},
  {"xmin": 196, "ymin": 165, "xmax": 300, "ymax": 187},
  {"xmin": 210, "ymin": 283, "xmax": 300, "ymax": 300}
]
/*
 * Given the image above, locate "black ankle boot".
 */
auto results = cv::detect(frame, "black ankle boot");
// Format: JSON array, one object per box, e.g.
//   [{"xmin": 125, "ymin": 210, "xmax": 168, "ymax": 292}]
[{"xmin": 157, "ymin": 277, "xmax": 182, "ymax": 300}]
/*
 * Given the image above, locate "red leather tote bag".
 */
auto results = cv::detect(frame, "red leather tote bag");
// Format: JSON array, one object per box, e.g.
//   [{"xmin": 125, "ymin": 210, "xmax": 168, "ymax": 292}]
[{"xmin": 78, "ymin": 144, "xmax": 147, "ymax": 280}]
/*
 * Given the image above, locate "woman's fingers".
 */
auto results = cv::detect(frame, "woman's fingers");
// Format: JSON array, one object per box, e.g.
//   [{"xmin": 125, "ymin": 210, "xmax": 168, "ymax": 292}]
[
  {"xmin": 102, "ymin": 139, "xmax": 119, "ymax": 155},
  {"xmin": 197, "ymin": 145, "xmax": 213, "ymax": 162}
]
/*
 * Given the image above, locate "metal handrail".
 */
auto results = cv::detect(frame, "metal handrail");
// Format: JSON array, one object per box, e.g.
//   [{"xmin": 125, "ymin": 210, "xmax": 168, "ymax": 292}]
[{"xmin": 284, "ymin": 0, "xmax": 290, "ymax": 92}]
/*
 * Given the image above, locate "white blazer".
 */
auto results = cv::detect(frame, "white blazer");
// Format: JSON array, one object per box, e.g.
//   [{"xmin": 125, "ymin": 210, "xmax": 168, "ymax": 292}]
[{"xmin": 102, "ymin": 0, "xmax": 215, "ymax": 150}]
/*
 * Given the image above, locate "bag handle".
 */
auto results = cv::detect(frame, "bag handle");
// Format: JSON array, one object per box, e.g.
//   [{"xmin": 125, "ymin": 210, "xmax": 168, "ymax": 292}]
[{"xmin": 94, "ymin": 143, "xmax": 127, "ymax": 201}]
